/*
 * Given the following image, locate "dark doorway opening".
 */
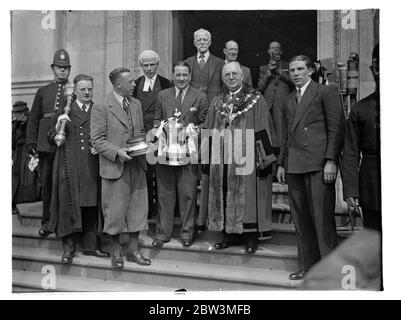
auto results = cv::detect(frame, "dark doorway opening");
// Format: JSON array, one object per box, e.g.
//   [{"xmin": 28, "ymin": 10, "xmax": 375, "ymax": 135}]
[{"xmin": 177, "ymin": 10, "xmax": 317, "ymax": 86}]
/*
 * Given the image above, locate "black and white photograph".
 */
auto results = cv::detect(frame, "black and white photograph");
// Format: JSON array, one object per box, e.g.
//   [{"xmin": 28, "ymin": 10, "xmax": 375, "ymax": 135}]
[{"xmin": 3, "ymin": 0, "xmax": 398, "ymax": 301}]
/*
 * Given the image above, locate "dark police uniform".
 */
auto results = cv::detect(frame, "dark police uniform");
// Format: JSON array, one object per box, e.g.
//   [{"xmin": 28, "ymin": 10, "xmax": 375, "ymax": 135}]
[
  {"xmin": 26, "ymin": 49, "xmax": 70, "ymax": 232},
  {"xmin": 342, "ymin": 92, "xmax": 381, "ymax": 230}
]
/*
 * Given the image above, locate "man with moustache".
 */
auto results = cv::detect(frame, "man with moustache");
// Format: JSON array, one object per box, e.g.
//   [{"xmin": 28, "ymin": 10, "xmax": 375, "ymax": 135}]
[
  {"xmin": 203, "ymin": 61, "xmax": 275, "ymax": 253},
  {"xmin": 277, "ymin": 55, "xmax": 345, "ymax": 280},
  {"xmin": 133, "ymin": 50, "xmax": 171, "ymax": 219},
  {"xmin": 47, "ymin": 74, "xmax": 109, "ymax": 264},
  {"xmin": 258, "ymin": 41, "xmax": 294, "ymax": 172},
  {"xmin": 152, "ymin": 61, "xmax": 208, "ymax": 248},
  {"xmin": 342, "ymin": 44, "xmax": 381, "ymax": 231},
  {"xmin": 223, "ymin": 40, "xmax": 253, "ymax": 87},
  {"xmin": 91, "ymin": 67, "xmax": 150, "ymax": 268},
  {"xmin": 26, "ymin": 49, "xmax": 71, "ymax": 237},
  {"xmin": 184, "ymin": 28, "xmax": 224, "ymax": 102}
]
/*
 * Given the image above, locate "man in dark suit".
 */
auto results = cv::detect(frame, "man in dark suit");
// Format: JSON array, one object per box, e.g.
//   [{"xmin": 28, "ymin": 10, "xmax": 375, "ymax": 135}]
[
  {"xmin": 277, "ymin": 55, "xmax": 345, "ymax": 280},
  {"xmin": 152, "ymin": 61, "xmax": 208, "ymax": 248},
  {"xmin": 258, "ymin": 41, "xmax": 294, "ymax": 171},
  {"xmin": 91, "ymin": 67, "xmax": 150, "ymax": 269},
  {"xmin": 133, "ymin": 50, "xmax": 171, "ymax": 219},
  {"xmin": 26, "ymin": 49, "xmax": 71, "ymax": 237},
  {"xmin": 48, "ymin": 74, "xmax": 109, "ymax": 264},
  {"xmin": 342, "ymin": 44, "xmax": 381, "ymax": 231},
  {"xmin": 184, "ymin": 28, "xmax": 224, "ymax": 102},
  {"xmin": 223, "ymin": 40, "xmax": 253, "ymax": 88}
]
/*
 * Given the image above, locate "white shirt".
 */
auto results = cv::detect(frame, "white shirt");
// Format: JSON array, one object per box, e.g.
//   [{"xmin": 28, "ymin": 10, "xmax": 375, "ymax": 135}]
[
  {"xmin": 76, "ymin": 100, "xmax": 91, "ymax": 112},
  {"xmin": 197, "ymin": 51, "xmax": 210, "ymax": 64},
  {"xmin": 297, "ymin": 79, "xmax": 312, "ymax": 99},
  {"xmin": 175, "ymin": 86, "xmax": 189, "ymax": 102},
  {"xmin": 113, "ymin": 90, "xmax": 125, "ymax": 109},
  {"xmin": 143, "ymin": 74, "xmax": 157, "ymax": 92}
]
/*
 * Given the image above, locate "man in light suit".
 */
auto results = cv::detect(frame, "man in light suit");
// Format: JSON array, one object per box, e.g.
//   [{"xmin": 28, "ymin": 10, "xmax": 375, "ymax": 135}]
[
  {"xmin": 91, "ymin": 67, "xmax": 150, "ymax": 269},
  {"xmin": 277, "ymin": 55, "xmax": 345, "ymax": 280},
  {"xmin": 184, "ymin": 28, "xmax": 224, "ymax": 102},
  {"xmin": 152, "ymin": 61, "xmax": 208, "ymax": 248},
  {"xmin": 223, "ymin": 40, "xmax": 253, "ymax": 88}
]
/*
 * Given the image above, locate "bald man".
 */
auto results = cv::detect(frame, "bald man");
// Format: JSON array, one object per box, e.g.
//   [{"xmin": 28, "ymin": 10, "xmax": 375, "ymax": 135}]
[
  {"xmin": 133, "ymin": 50, "xmax": 172, "ymax": 219},
  {"xmin": 223, "ymin": 40, "xmax": 253, "ymax": 88}
]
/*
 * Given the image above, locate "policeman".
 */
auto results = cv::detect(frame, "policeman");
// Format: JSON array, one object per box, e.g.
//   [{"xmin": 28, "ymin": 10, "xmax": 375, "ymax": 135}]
[
  {"xmin": 342, "ymin": 43, "xmax": 381, "ymax": 231},
  {"xmin": 26, "ymin": 48, "xmax": 71, "ymax": 237}
]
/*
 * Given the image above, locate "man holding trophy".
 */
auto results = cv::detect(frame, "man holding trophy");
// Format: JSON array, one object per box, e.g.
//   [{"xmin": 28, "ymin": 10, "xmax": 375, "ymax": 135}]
[
  {"xmin": 91, "ymin": 67, "xmax": 150, "ymax": 269},
  {"xmin": 152, "ymin": 61, "xmax": 208, "ymax": 248}
]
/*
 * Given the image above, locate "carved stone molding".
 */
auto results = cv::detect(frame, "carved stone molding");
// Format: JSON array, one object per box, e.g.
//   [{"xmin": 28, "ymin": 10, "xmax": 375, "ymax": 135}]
[{"xmin": 133, "ymin": 11, "xmax": 141, "ymax": 78}]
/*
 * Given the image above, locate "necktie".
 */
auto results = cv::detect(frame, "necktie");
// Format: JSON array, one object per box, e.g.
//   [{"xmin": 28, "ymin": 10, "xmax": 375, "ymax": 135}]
[
  {"xmin": 199, "ymin": 54, "xmax": 205, "ymax": 70},
  {"xmin": 177, "ymin": 89, "xmax": 184, "ymax": 105},
  {"xmin": 123, "ymin": 98, "xmax": 130, "ymax": 117},
  {"xmin": 296, "ymin": 88, "xmax": 302, "ymax": 104},
  {"xmin": 82, "ymin": 104, "xmax": 87, "ymax": 112}
]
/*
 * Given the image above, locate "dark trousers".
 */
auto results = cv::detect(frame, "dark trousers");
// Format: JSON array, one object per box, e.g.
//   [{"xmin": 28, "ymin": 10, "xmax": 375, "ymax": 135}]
[
  {"xmin": 287, "ymin": 171, "xmax": 338, "ymax": 271},
  {"xmin": 38, "ymin": 152, "xmax": 55, "ymax": 228},
  {"xmin": 156, "ymin": 164, "xmax": 198, "ymax": 241},
  {"xmin": 363, "ymin": 209, "xmax": 382, "ymax": 232},
  {"xmin": 146, "ymin": 164, "xmax": 158, "ymax": 219},
  {"xmin": 62, "ymin": 206, "xmax": 99, "ymax": 253}
]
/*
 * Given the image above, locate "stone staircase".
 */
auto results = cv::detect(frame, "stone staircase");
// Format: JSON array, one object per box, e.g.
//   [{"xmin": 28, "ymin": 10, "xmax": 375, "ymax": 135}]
[{"xmin": 12, "ymin": 183, "xmax": 358, "ymax": 292}]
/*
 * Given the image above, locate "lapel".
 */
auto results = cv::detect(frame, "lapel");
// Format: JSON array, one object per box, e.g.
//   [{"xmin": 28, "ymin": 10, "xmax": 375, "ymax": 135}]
[
  {"xmin": 138, "ymin": 76, "xmax": 146, "ymax": 92},
  {"xmin": 81, "ymin": 101, "xmax": 93, "ymax": 125},
  {"xmin": 107, "ymin": 92, "xmax": 130, "ymax": 129},
  {"xmin": 291, "ymin": 80, "xmax": 319, "ymax": 132},
  {"xmin": 181, "ymin": 86, "xmax": 196, "ymax": 118},
  {"xmin": 70, "ymin": 100, "xmax": 89, "ymax": 125},
  {"xmin": 208, "ymin": 54, "xmax": 217, "ymax": 82},
  {"xmin": 167, "ymin": 87, "xmax": 180, "ymax": 117}
]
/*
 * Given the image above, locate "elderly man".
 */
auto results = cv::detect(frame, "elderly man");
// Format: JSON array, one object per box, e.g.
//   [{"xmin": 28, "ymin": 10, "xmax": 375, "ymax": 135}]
[
  {"xmin": 152, "ymin": 61, "xmax": 208, "ymax": 248},
  {"xmin": 91, "ymin": 67, "xmax": 150, "ymax": 268},
  {"xmin": 133, "ymin": 50, "xmax": 171, "ymax": 219},
  {"xmin": 26, "ymin": 49, "xmax": 71, "ymax": 237},
  {"xmin": 258, "ymin": 41, "xmax": 294, "ymax": 170},
  {"xmin": 277, "ymin": 55, "xmax": 345, "ymax": 280},
  {"xmin": 184, "ymin": 28, "xmax": 224, "ymax": 102},
  {"xmin": 48, "ymin": 74, "xmax": 109, "ymax": 264},
  {"xmin": 342, "ymin": 44, "xmax": 381, "ymax": 232},
  {"xmin": 223, "ymin": 40, "xmax": 253, "ymax": 87},
  {"xmin": 202, "ymin": 61, "xmax": 275, "ymax": 254}
]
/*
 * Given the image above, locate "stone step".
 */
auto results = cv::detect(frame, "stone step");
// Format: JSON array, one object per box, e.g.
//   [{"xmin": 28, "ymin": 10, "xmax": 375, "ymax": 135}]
[
  {"xmin": 12, "ymin": 270, "xmax": 176, "ymax": 293},
  {"xmin": 12, "ymin": 223, "xmax": 299, "ymax": 271},
  {"xmin": 12, "ymin": 246, "xmax": 301, "ymax": 291}
]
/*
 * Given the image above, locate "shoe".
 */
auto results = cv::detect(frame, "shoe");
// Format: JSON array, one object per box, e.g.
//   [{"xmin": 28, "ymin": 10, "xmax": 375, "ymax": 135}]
[
  {"xmin": 82, "ymin": 250, "xmax": 110, "ymax": 258},
  {"xmin": 182, "ymin": 240, "xmax": 193, "ymax": 247},
  {"xmin": 197, "ymin": 225, "xmax": 206, "ymax": 234},
  {"xmin": 61, "ymin": 251, "xmax": 75, "ymax": 264},
  {"xmin": 214, "ymin": 241, "xmax": 230, "ymax": 250},
  {"xmin": 126, "ymin": 250, "xmax": 151, "ymax": 266},
  {"xmin": 289, "ymin": 270, "xmax": 307, "ymax": 280},
  {"xmin": 111, "ymin": 249, "xmax": 124, "ymax": 269},
  {"xmin": 38, "ymin": 227, "xmax": 51, "ymax": 237},
  {"xmin": 245, "ymin": 244, "xmax": 257, "ymax": 254},
  {"xmin": 152, "ymin": 239, "xmax": 165, "ymax": 248}
]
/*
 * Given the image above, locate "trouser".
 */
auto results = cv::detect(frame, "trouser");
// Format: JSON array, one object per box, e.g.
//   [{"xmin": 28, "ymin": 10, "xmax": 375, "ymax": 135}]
[
  {"xmin": 62, "ymin": 206, "xmax": 98, "ymax": 253},
  {"xmin": 156, "ymin": 164, "xmax": 198, "ymax": 241},
  {"xmin": 363, "ymin": 209, "xmax": 382, "ymax": 232},
  {"xmin": 146, "ymin": 164, "xmax": 158, "ymax": 219},
  {"xmin": 38, "ymin": 152, "xmax": 55, "ymax": 228},
  {"xmin": 287, "ymin": 171, "xmax": 338, "ymax": 271}
]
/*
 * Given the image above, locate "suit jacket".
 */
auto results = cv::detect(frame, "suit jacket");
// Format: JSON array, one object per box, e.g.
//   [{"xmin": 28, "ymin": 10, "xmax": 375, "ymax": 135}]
[
  {"xmin": 154, "ymin": 86, "xmax": 208, "ymax": 127},
  {"xmin": 258, "ymin": 62, "xmax": 294, "ymax": 148},
  {"xmin": 90, "ymin": 92, "xmax": 146, "ymax": 180},
  {"xmin": 278, "ymin": 80, "xmax": 345, "ymax": 174},
  {"xmin": 184, "ymin": 53, "xmax": 224, "ymax": 101},
  {"xmin": 26, "ymin": 81, "xmax": 68, "ymax": 153},
  {"xmin": 133, "ymin": 74, "xmax": 172, "ymax": 132}
]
